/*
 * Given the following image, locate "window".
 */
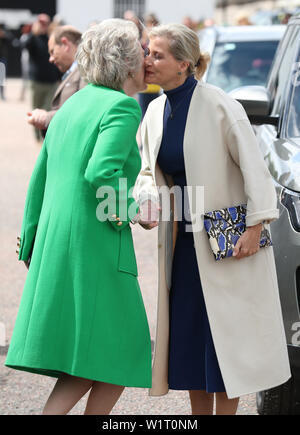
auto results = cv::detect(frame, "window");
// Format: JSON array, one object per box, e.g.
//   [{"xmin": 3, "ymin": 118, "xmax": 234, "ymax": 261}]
[
  {"xmin": 271, "ymin": 26, "xmax": 300, "ymax": 117},
  {"xmin": 286, "ymin": 47, "xmax": 300, "ymax": 139},
  {"xmin": 268, "ymin": 26, "xmax": 294, "ymax": 99},
  {"xmin": 114, "ymin": 0, "xmax": 145, "ymax": 19},
  {"xmin": 206, "ymin": 40, "xmax": 280, "ymax": 93}
]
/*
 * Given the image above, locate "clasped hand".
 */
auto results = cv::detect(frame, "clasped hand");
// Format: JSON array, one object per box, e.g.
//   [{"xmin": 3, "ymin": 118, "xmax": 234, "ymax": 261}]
[
  {"xmin": 138, "ymin": 200, "xmax": 161, "ymax": 230},
  {"xmin": 233, "ymin": 223, "xmax": 263, "ymax": 260}
]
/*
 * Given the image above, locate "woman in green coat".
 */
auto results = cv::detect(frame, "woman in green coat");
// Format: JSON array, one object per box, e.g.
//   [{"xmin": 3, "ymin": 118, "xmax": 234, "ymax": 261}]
[{"xmin": 5, "ymin": 19, "xmax": 152, "ymax": 415}]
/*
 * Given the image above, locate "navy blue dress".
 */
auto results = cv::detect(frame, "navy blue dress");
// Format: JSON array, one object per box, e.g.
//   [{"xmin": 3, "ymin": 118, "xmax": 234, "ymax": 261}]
[{"xmin": 157, "ymin": 76, "xmax": 226, "ymax": 392}]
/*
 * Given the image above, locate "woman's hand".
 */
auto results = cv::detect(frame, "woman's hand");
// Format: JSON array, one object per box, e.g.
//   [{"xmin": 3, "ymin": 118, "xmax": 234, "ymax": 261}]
[
  {"xmin": 233, "ymin": 223, "xmax": 263, "ymax": 260},
  {"xmin": 138, "ymin": 200, "xmax": 161, "ymax": 230}
]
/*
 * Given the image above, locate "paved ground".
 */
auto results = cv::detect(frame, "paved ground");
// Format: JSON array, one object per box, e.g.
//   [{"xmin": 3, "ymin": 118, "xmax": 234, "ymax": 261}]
[{"xmin": 0, "ymin": 79, "xmax": 257, "ymax": 415}]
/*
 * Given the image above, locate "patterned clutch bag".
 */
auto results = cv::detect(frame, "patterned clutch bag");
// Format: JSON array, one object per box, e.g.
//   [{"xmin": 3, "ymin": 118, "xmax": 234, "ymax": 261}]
[{"xmin": 203, "ymin": 204, "xmax": 272, "ymax": 261}]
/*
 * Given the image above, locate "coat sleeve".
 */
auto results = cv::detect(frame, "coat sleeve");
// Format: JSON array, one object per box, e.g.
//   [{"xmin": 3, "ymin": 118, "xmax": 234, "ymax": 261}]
[
  {"xmin": 134, "ymin": 114, "xmax": 160, "ymax": 205},
  {"xmin": 226, "ymin": 118, "xmax": 279, "ymax": 226},
  {"xmin": 84, "ymin": 97, "xmax": 141, "ymax": 232},
  {"xmin": 44, "ymin": 109, "xmax": 58, "ymax": 127},
  {"xmin": 18, "ymin": 142, "xmax": 48, "ymax": 261}
]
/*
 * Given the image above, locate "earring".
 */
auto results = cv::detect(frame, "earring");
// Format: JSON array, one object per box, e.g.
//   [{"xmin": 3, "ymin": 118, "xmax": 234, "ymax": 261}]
[{"xmin": 177, "ymin": 71, "xmax": 182, "ymax": 76}]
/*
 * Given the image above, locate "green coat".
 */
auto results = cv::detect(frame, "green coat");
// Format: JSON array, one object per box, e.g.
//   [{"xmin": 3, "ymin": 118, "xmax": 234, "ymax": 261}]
[{"xmin": 5, "ymin": 84, "xmax": 152, "ymax": 388}]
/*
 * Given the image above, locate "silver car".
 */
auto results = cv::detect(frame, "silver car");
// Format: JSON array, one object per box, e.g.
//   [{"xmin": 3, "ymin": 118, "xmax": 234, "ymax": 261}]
[
  {"xmin": 199, "ymin": 25, "xmax": 286, "ymax": 93},
  {"xmin": 230, "ymin": 14, "xmax": 300, "ymax": 415}
]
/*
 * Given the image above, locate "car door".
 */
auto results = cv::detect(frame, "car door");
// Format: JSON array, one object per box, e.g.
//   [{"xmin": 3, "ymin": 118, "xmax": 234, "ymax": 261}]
[
  {"xmin": 255, "ymin": 22, "xmax": 300, "ymax": 344},
  {"xmin": 256, "ymin": 24, "xmax": 299, "ymax": 171}
]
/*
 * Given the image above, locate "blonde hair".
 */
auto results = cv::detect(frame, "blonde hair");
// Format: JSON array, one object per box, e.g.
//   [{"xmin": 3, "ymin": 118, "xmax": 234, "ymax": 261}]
[
  {"xmin": 149, "ymin": 23, "xmax": 210, "ymax": 80},
  {"xmin": 52, "ymin": 25, "xmax": 82, "ymax": 46},
  {"xmin": 76, "ymin": 19, "xmax": 142, "ymax": 90}
]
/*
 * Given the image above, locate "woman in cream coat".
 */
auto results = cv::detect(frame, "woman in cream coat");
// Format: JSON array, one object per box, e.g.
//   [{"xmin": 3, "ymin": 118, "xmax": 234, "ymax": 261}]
[{"xmin": 135, "ymin": 24, "xmax": 291, "ymax": 415}]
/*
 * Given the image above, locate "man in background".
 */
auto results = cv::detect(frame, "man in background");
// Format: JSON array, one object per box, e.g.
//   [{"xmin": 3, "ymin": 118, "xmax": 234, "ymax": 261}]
[
  {"xmin": 0, "ymin": 24, "xmax": 12, "ymax": 101},
  {"xmin": 22, "ymin": 14, "xmax": 61, "ymax": 141},
  {"xmin": 27, "ymin": 25, "xmax": 85, "ymax": 134}
]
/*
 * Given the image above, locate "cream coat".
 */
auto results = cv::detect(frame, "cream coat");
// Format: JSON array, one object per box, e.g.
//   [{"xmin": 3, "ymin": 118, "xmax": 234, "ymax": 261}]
[{"xmin": 135, "ymin": 81, "xmax": 291, "ymax": 399}]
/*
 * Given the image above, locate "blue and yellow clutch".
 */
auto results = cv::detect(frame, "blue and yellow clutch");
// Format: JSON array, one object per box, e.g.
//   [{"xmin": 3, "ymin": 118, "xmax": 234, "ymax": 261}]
[{"xmin": 203, "ymin": 204, "xmax": 272, "ymax": 261}]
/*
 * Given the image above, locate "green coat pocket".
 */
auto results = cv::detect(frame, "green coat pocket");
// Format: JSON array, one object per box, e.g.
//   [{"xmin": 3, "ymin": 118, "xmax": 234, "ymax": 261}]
[{"xmin": 118, "ymin": 227, "xmax": 138, "ymax": 276}]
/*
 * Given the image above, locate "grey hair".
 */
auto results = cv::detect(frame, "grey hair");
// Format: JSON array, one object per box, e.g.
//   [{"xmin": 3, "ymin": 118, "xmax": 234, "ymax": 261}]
[
  {"xmin": 76, "ymin": 19, "xmax": 142, "ymax": 90},
  {"xmin": 149, "ymin": 23, "xmax": 210, "ymax": 80}
]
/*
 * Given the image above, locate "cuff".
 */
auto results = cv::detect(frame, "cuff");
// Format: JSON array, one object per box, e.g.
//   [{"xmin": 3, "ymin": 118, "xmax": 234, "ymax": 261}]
[
  {"xmin": 108, "ymin": 199, "xmax": 140, "ymax": 231},
  {"xmin": 45, "ymin": 110, "xmax": 57, "ymax": 127},
  {"xmin": 246, "ymin": 209, "xmax": 279, "ymax": 227},
  {"xmin": 138, "ymin": 192, "xmax": 160, "ymax": 206},
  {"xmin": 17, "ymin": 234, "xmax": 32, "ymax": 262}
]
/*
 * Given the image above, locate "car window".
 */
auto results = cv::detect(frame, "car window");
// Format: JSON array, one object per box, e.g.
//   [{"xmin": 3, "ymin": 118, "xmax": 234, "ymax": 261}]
[
  {"xmin": 206, "ymin": 40, "xmax": 280, "ymax": 92},
  {"xmin": 286, "ymin": 47, "xmax": 300, "ymax": 139},
  {"xmin": 268, "ymin": 26, "xmax": 295, "ymax": 97}
]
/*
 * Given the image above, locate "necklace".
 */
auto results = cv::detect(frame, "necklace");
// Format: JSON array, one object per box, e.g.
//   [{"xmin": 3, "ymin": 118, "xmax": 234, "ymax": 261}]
[{"xmin": 168, "ymin": 82, "xmax": 197, "ymax": 120}]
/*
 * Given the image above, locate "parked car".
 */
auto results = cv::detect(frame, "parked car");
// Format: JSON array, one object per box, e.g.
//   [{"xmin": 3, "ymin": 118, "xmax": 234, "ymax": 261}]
[
  {"xmin": 230, "ymin": 14, "xmax": 300, "ymax": 415},
  {"xmin": 199, "ymin": 25, "xmax": 286, "ymax": 93}
]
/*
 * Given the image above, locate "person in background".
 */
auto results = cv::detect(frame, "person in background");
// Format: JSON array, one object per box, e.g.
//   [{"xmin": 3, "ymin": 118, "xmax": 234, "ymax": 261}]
[
  {"xmin": 21, "ymin": 14, "xmax": 61, "ymax": 141},
  {"xmin": 203, "ymin": 18, "xmax": 215, "ymax": 28},
  {"xmin": 144, "ymin": 13, "xmax": 159, "ymax": 31},
  {"xmin": 235, "ymin": 13, "xmax": 252, "ymax": 26},
  {"xmin": 123, "ymin": 10, "xmax": 144, "ymax": 40},
  {"xmin": 0, "ymin": 24, "xmax": 12, "ymax": 101},
  {"xmin": 27, "ymin": 25, "xmax": 85, "ymax": 134},
  {"xmin": 280, "ymin": 13, "xmax": 292, "ymax": 25},
  {"xmin": 49, "ymin": 14, "xmax": 66, "ymax": 32},
  {"xmin": 137, "ymin": 12, "xmax": 161, "ymax": 119},
  {"xmin": 182, "ymin": 16, "xmax": 198, "ymax": 31},
  {"xmin": 19, "ymin": 24, "xmax": 32, "ymax": 101}
]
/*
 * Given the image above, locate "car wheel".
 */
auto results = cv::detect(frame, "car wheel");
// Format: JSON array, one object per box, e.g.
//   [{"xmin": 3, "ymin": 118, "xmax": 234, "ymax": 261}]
[{"xmin": 256, "ymin": 376, "xmax": 300, "ymax": 415}]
